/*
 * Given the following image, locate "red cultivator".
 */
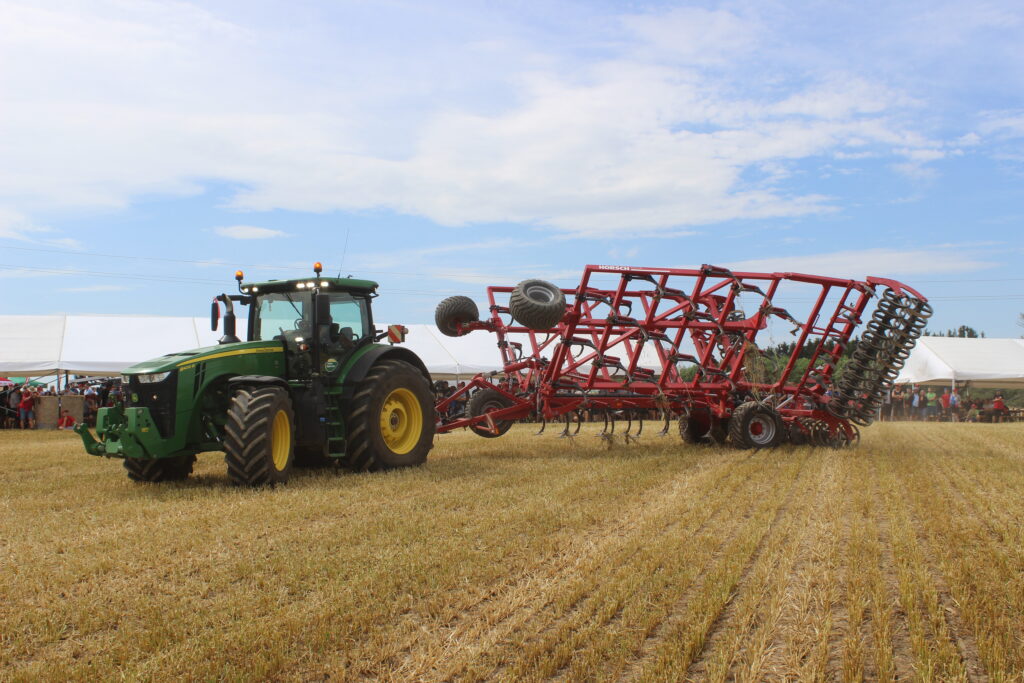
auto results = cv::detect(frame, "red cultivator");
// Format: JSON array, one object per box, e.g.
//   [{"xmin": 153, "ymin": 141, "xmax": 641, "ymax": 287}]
[{"xmin": 434, "ymin": 265, "xmax": 931, "ymax": 448}]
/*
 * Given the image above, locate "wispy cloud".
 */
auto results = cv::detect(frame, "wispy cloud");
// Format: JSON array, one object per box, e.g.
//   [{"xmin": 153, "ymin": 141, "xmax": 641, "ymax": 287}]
[
  {"xmin": 214, "ymin": 225, "xmax": 287, "ymax": 240},
  {"xmin": 728, "ymin": 246, "xmax": 997, "ymax": 278},
  {"xmin": 59, "ymin": 284, "xmax": 130, "ymax": 292},
  {"xmin": 0, "ymin": 0, "xmax": 998, "ymax": 239}
]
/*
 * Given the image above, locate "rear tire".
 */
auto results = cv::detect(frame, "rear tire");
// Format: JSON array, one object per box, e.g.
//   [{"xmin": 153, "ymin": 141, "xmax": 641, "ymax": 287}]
[
  {"xmin": 509, "ymin": 279, "xmax": 566, "ymax": 331},
  {"xmin": 224, "ymin": 386, "xmax": 295, "ymax": 486},
  {"xmin": 467, "ymin": 388, "xmax": 514, "ymax": 438},
  {"xmin": 435, "ymin": 296, "xmax": 479, "ymax": 337},
  {"xmin": 342, "ymin": 360, "xmax": 435, "ymax": 471},
  {"xmin": 728, "ymin": 401, "xmax": 783, "ymax": 449},
  {"xmin": 123, "ymin": 454, "xmax": 195, "ymax": 482}
]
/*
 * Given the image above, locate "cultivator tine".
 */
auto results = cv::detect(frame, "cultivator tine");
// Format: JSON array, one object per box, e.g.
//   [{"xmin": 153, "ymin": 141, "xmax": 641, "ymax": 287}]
[
  {"xmin": 657, "ymin": 409, "xmax": 671, "ymax": 437},
  {"xmin": 535, "ymin": 417, "xmax": 547, "ymax": 436},
  {"xmin": 597, "ymin": 412, "xmax": 616, "ymax": 446},
  {"xmin": 624, "ymin": 412, "xmax": 643, "ymax": 444},
  {"xmin": 558, "ymin": 414, "xmax": 575, "ymax": 442}
]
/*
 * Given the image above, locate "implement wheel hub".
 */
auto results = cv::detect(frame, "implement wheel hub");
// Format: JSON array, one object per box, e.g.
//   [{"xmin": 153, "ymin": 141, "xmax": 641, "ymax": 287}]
[{"xmin": 380, "ymin": 388, "xmax": 422, "ymax": 455}]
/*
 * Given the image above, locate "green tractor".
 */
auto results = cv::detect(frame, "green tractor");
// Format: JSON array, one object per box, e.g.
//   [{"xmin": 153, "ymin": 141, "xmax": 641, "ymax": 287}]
[{"xmin": 76, "ymin": 264, "xmax": 435, "ymax": 485}]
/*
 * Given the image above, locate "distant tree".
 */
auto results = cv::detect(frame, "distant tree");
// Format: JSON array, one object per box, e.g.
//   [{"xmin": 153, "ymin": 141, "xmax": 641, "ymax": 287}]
[
  {"xmin": 924, "ymin": 325, "xmax": 985, "ymax": 338},
  {"xmin": 1018, "ymin": 312, "xmax": 1023, "ymax": 329}
]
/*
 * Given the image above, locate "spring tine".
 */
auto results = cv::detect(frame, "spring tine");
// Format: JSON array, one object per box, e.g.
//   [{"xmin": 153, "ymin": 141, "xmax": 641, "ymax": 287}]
[
  {"xmin": 623, "ymin": 413, "xmax": 633, "ymax": 436},
  {"xmin": 636, "ymin": 415, "xmax": 644, "ymax": 437},
  {"xmin": 573, "ymin": 411, "xmax": 583, "ymax": 435},
  {"xmin": 559, "ymin": 414, "xmax": 571, "ymax": 438},
  {"xmin": 655, "ymin": 411, "xmax": 671, "ymax": 438},
  {"xmin": 535, "ymin": 417, "xmax": 546, "ymax": 436}
]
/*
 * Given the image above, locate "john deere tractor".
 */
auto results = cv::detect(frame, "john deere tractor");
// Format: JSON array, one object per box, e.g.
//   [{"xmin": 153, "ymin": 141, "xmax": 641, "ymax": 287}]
[{"xmin": 76, "ymin": 264, "xmax": 435, "ymax": 485}]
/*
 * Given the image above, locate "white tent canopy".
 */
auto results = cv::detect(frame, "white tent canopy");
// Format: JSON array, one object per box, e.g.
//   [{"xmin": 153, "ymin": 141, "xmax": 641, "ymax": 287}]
[
  {"xmin": 0, "ymin": 314, "xmax": 510, "ymax": 378},
  {"xmin": 0, "ymin": 314, "xmax": 671, "ymax": 379},
  {"xmin": 895, "ymin": 337, "xmax": 1024, "ymax": 389}
]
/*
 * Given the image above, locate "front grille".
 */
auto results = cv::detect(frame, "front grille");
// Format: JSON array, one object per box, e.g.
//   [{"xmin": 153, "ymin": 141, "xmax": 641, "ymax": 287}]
[{"xmin": 127, "ymin": 372, "xmax": 178, "ymax": 438}]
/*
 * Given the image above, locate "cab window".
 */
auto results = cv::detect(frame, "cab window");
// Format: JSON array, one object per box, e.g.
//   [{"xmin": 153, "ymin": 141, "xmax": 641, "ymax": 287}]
[
  {"xmin": 329, "ymin": 293, "xmax": 370, "ymax": 340},
  {"xmin": 254, "ymin": 292, "xmax": 309, "ymax": 341}
]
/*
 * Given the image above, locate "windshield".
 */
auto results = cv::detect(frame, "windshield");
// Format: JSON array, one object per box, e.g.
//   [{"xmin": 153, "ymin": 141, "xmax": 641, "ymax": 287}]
[{"xmin": 254, "ymin": 292, "xmax": 309, "ymax": 341}]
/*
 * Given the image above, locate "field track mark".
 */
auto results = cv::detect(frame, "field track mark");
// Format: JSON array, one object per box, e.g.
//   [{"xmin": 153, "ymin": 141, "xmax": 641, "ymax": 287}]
[
  {"xmin": 868, "ymin": 464, "xmax": 916, "ymax": 681},
  {"xmin": 395, "ymin": 454, "xmax": 754, "ymax": 681},
  {"xmin": 681, "ymin": 451, "xmax": 811, "ymax": 682},
  {"xmin": 896, "ymin": 458, "xmax": 991, "ymax": 682},
  {"xmin": 540, "ymin": 464, "xmax": 765, "ymax": 683},
  {"xmin": 876, "ymin": 449, "xmax": 979, "ymax": 682},
  {"xmin": 490, "ymin": 454, "xmax": 770, "ymax": 682},
  {"xmin": 750, "ymin": 452, "xmax": 843, "ymax": 682}
]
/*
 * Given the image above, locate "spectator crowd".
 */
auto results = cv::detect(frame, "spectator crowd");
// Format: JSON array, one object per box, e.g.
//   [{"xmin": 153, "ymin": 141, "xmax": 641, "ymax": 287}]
[
  {"xmin": 881, "ymin": 385, "xmax": 1014, "ymax": 423},
  {"xmin": 1, "ymin": 380, "xmax": 122, "ymax": 430}
]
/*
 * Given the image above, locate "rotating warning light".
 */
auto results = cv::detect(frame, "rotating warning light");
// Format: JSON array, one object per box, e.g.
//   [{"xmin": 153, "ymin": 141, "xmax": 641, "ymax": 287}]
[
  {"xmin": 313, "ymin": 262, "xmax": 323, "ymax": 276},
  {"xmin": 235, "ymin": 270, "xmax": 244, "ymax": 281}
]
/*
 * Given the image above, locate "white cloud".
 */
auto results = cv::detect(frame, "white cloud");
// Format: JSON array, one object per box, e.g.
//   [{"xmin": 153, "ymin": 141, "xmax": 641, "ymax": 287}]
[
  {"xmin": 728, "ymin": 246, "xmax": 996, "ymax": 278},
  {"xmin": 0, "ymin": 1, "xmax": 994, "ymax": 239},
  {"xmin": 214, "ymin": 225, "xmax": 287, "ymax": 240}
]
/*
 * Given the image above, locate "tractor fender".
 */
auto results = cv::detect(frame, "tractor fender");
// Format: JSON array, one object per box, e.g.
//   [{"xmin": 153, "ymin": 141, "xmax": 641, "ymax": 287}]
[
  {"xmin": 341, "ymin": 345, "xmax": 431, "ymax": 398},
  {"xmin": 227, "ymin": 375, "xmax": 289, "ymax": 391}
]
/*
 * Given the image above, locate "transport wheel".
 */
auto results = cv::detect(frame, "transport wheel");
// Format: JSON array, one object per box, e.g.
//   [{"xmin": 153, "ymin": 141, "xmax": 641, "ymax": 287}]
[
  {"xmin": 678, "ymin": 405, "xmax": 711, "ymax": 444},
  {"xmin": 224, "ymin": 386, "xmax": 295, "ymax": 486},
  {"xmin": 509, "ymin": 279, "xmax": 566, "ymax": 331},
  {"xmin": 342, "ymin": 360, "xmax": 435, "ymax": 471},
  {"xmin": 728, "ymin": 401, "xmax": 783, "ymax": 449},
  {"xmin": 123, "ymin": 454, "xmax": 196, "ymax": 482},
  {"xmin": 707, "ymin": 417, "xmax": 729, "ymax": 446},
  {"xmin": 467, "ymin": 388, "xmax": 515, "ymax": 438},
  {"xmin": 435, "ymin": 296, "xmax": 479, "ymax": 337},
  {"xmin": 788, "ymin": 420, "xmax": 810, "ymax": 446}
]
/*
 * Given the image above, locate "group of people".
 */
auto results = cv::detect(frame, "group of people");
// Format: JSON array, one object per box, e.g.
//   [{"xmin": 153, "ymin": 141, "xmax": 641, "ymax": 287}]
[
  {"xmin": 1, "ymin": 380, "xmax": 121, "ymax": 430},
  {"xmin": 883, "ymin": 385, "xmax": 1012, "ymax": 423}
]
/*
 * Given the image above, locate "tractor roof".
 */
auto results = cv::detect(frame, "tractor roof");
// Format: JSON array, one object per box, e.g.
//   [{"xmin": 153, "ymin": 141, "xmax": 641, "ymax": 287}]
[{"xmin": 241, "ymin": 276, "xmax": 379, "ymax": 293}]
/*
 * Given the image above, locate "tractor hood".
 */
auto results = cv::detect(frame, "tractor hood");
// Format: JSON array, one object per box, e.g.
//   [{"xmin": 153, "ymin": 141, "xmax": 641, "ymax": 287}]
[{"xmin": 121, "ymin": 341, "xmax": 284, "ymax": 375}]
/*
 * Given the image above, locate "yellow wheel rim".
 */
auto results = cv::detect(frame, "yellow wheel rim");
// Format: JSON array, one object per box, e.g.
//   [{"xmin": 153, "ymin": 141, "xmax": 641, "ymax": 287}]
[
  {"xmin": 379, "ymin": 388, "xmax": 423, "ymax": 455},
  {"xmin": 271, "ymin": 410, "xmax": 291, "ymax": 471}
]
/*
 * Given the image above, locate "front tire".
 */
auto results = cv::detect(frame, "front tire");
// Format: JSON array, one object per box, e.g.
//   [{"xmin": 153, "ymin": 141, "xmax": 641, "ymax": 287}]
[
  {"xmin": 123, "ymin": 454, "xmax": 196, "ymax": 482},
  {"xmin": 224, "ymin": 386, "xmax": 295, "ymax": 486},
  {"xmin": 342, "ymin": 360, "xmax": 435, "ymax": 471}
]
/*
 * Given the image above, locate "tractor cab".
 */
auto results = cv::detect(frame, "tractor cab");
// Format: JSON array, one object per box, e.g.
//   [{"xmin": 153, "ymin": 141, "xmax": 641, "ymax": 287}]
[{"xmin": 213, "ymin": 264, "xmax": 380, "ymax": 381}]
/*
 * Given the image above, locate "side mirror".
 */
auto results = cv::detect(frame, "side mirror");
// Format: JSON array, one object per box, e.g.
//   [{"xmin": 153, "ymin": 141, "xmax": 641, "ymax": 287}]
[
  {"xmin": 315, "ymin": 293, "xmax": 332, "ymax": 327},
  {"xmin": 211, "ymin": 299, "xmax": 220, "ymax": 331}
]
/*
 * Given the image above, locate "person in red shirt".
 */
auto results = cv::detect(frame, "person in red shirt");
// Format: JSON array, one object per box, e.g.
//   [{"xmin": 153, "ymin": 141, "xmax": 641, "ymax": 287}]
[
  {"xmin": 57, "ymin": 409, "xmax": 76, "ymax": 430},
  {"xmin": 992, "ymin": 394, "xmax": 1008, "ymax": 423},
  {"xmin": 940, "ymin": 389, "xmax": 951, "ymax": 420},
  {"xmin": 18, "ymin": 387, "xmax": 35, "ymax": 429}
]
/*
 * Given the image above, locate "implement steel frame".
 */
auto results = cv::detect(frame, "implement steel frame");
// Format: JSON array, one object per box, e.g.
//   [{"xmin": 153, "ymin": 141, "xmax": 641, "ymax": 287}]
[{"xmin": 435, "ymin": 265, "xmax": 926, "ymax": 438}]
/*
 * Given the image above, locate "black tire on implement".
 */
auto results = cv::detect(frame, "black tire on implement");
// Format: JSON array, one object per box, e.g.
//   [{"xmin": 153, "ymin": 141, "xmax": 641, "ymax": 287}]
[
  {"xmin": 123, "ymin": 454, "xmax": 196, "ymax": 482},
  {"xmin": 509, "ymin": 279, "xmax": 566, "ymax": 331},
  {"xmin": 341, "ymin": 359, "xmax": 435, "ymax": 471},
  {"xmin": 678, "ymin": 406, "xmax": 710, "ymax": 444},
  {"xmin": 435, "ymin": 296, "xmax": 479, "ymax": 337},
  {"xmin": 224, "ymin": 386, "xmax": 295, "ymax": 486},
  {"xmin": 467, "ymin": 388, "xmax": 514, "ymax": 438},
  {"xmin": 728, "ymin": 401, "xmax": 784, "ymax": 449}
]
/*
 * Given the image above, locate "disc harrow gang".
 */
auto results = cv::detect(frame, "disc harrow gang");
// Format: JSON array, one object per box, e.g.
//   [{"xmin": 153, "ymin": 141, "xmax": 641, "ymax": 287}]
[{"xmin": 433, "ymin": 264, "xmax": 930, "ymax": 450}]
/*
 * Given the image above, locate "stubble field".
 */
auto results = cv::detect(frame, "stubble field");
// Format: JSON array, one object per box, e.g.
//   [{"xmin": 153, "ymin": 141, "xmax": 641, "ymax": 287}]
[{"xmin": 1, "ymin": 422, "xmax": 1023, "ymax": 682}]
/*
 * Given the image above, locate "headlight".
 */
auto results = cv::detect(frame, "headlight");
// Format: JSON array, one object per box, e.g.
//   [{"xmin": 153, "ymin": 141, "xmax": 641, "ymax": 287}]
[{"xmin": 137, "ymin": 371, "xmax": 172, "ymax": 384}]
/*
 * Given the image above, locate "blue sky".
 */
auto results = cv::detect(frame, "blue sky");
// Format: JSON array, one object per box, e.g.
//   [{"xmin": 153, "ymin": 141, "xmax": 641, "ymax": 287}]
[{"xmin": 1, "ymin": 0, "xmax": 1022, "ymax": 336}]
